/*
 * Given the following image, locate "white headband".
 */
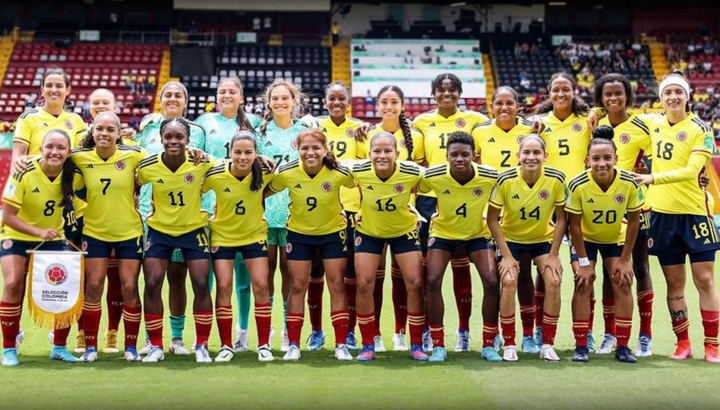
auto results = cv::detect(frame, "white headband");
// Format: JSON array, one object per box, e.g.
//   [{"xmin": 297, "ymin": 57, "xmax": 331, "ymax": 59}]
[{"xmin": 659, "ymin": 76, "xmax": 690, "ymax": 98}]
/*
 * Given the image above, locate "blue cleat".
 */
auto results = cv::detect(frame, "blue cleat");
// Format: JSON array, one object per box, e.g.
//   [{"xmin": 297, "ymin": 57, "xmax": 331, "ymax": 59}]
[
  {"xmin": 615, "ymin": 346, "xmax": 637, "ymax": 363},
  {"xmin": 522, "ymin": 335, "xmax": 539, "ymax": 353},
  {"xmin": 455, "ymin": 328, "xmax": 471, "ymax": 352},
  {"xmin": 481, "ymin": 346, "xmax": 503, "ymax": 362},
  {"xmin": 2, "ymin": 348, "xmax": 19, "ymax": 366},
  {"xmin": 429, "ymin": 346, "xmax": 448, "ymax": 362},
  {"xmin": 409, "ymin": 344, "xmax": 429, "ymax": 361},
  {"xmin": 356, "ymin": 344, "xmax": 375, "ymax": 361},
  {"xmin": 572, "ymin": 345, "xmax": 590, "ymax": 362},
  {"xmin": 587, "ymin": 330, "xmax": 596, "ymax": 352},
  {"xmin": 493, "ymin": 333, "xmax": 503, "ymax": 352},
  {"xmin": 50, "ymin": 345, "xmax": 79, "ymax": 362},
  {"xmin": 534, "ymin": 326, "xmax": 543, "ymax": 349},
  {"xmin": 346, "ymin": 331, "xmax": 358, "ymax": 351},
  {"xmin": 124, "ymin": 346, "xmax": 141, "ymax": 362},
  {"xmin": 306, "ymin": 330, "xmax": 325, "ymax": 351}
]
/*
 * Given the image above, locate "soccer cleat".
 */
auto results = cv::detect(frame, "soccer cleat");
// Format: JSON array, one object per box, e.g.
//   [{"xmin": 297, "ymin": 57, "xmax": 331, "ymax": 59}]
[
  {"xmin": 572, "ymin": 345, "xmax": 590, "ymax": 362},
  {"xmin": 215, "ymin": 345, "xmax": 234, "ymax": 362},
  {"xmin": 124, "ymin": 346, "xmax": 141, "ymax": 362},
  {"xmin": 142, "ymin": 346, "xmax": 165, "ymax": 363},
  {"xmin": 169, "ymin": 339, "xmax": 190, "ymax": 355},
  {"xmin": 615, "ymin": 346, "xmax": 637, "ymax": 363},
  {"xmin": 429, "ymin": 346, "xmax": 448, "ymax": 362},
  {"xmin": 257, "ymin": 344, "xmax": 275, "ymax": 362},
  {"xmin": 346, "ymin": 331, "xmax": 358, "ymax": 351},
  {"xmin": 356, "ymin": 344, "xmax": 375, "ymax": 361},
  {"xmin": 79, "ymin": 347, "xmax": 98, "ymax": 363},
  {"xmin": 455, "ymin": 328, "xmax": 471, "ymax": 352},
  {"xmin": 104, "ymin": 330, "xmax": 120, "ymax": 354},
  {"xmin": 635, "ymin": 333, "xmax": 653, "ymax": 357},
  {"xmin": 195, "ymin": 342, "xmax": 212, "ymax": 363},
  {"xmin": 282, "ymin": 344, "xmax": 301, "ymax": 361},
  {"xmin": 50, "ymin": 345, "xmax": 79, "ymax": 362},
  {"xmin": 268, "ymin": 326, "xmax": 275, "ymax": 350},
  {"xmin": 48, "ymin": 330, "xmax": 54, "ymax": 345},
  {"xmin": 493, "ymin": 333, "xmax": 503, "ymax": 352},
  {"xmin": 334, "ymin": 344, "xmax": 353, "ymax": 361},
  {"xmin": 138, "ymin": 339, "xmax": 153, "ymax": 355},
  {"xmin": 374, "ymin": 335, "xmax": 387, "ymax": 352},
  {"xmin": 306, "ymin": 329, "xmax": 326, "ymax": 351},
  {"xmin": 481, "ymin": 346, "xmax": 503, "ymax": 362},
  {"xmin": 595, "ymin": 334, "xmax": 617, "ymax": 355},
  {"xmin": 16, "ymin": 329, "xmax": 25, "ymax": 351},
  {"xmin": 522, "ymin": 336, "xmax": 539, "ymax": 354},
  {"xmin": 75, "ymin": 330, "xmax": 86, "ymax": 353},
  {"xmin": 409, "ymin": 344, "xmax": 429, "ymax": 361},
  {"xmin": 280, "ymin": 328, "xmax": 290, "ymax": 352},
  {"xmin": 704, "ymin": 344, "xmax": 720, "ymax": 363},
  {"xmin": 233, "ymin": 327, "xmax": 249, "ymax": 352},
  {"xmin": 587, "ymin": 329, "xmax": 596, "ymax": 352},
  {"xmin": 502, "ymin": 346, "xmax": 519, "ymax": 362},
  {"xmin": 540, "ymin": 344, "xmax": 561, "ymax": 362},
  {"xmin": 2, "ymin": 348, "xmax": 19, "ymax": 366},
  {"xmin": 533, "ymin": 326, "xmax": 543, "ymax": 349},
  {"xmin": 392, "ymin": 330, "xmax": 408, "ymax": 351},
  {"xmin": 422, "ymin": 328, "xmax": 433, "ymax": 352},
  {"xmin": 669, "ymin": 340, "xmax": 693, "ymax": 360}
]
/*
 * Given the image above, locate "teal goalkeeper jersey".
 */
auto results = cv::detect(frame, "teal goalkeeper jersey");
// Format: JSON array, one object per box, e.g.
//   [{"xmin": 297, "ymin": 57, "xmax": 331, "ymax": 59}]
[{"xmin": 257, "ymin": 118, "xmax": 313, "ymax": 228}]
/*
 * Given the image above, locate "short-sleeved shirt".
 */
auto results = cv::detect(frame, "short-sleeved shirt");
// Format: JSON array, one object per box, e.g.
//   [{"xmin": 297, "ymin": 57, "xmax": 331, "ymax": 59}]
[
  {"xmin": 472, "ymin": 117, "xmax": 533, "ymax": 171},
  {"xmin": 13, "ymin": 108, "xmax": 87, "ymax": 154}
]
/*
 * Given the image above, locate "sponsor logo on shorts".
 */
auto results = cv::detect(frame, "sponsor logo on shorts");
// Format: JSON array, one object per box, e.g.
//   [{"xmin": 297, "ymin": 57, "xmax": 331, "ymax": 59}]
[
  {"xmin": 286, "ymin": 243, "xmax": 292, "ymax": 253},
  {"xmin": 321, "ymin": 182, "xmax": 332, "ymax": 192},
  {"xmin": 2, "ymin": 240, "xmax": 12, "ymax": 250},
  {"xmin": 472, "ymin": 188, "xmax": 483, "ymax": 197},
  {"xmin": 572, "ymin": 123, "xmax": 582, "ymax": 132},
  {"xmin": 355, "ymin": 236, "xmax": 362, "ymax": 247},
  {"xmin": 428, "ymin": 237, "xmax": 436, "ymax": 246},
  {"xmin": 647, "ymin": 238, "xmax": 654, "ymax": 248},
  {"xmin": 393, "ymin": 184, "xmax": 405, "ymax": 194},
  {"xmin": 676, "ymin": 131, "xmax": 688, "ymax": 142},
  {"xmin": 115, "ymin": 160, "xmax": 126, "ymax": 171},
  {"xmin": 455, "ymin": 118, "xmax": 466, "ymax": 128},
  {"xmin": 184, "ymin": 174, "xmax": 195, "ymax": 184},
  {"xmin": 614, "ymin": 194, "xmax": 625, "ymax": 204},
  {"xmin": 538, "ymin": 189, "xmax": 550, "ymax": 200},
  {"xmin": 619, "ymin": 134, "xmax": 631, "ymax": 144}
]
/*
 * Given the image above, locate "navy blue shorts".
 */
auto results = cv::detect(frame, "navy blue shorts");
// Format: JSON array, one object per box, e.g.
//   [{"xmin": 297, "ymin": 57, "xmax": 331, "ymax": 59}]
[
  {"xmin": 82, "ymin": 234, "xmax": 143, "ymax": 260},
  {"xmin": 354, "ymin": 229, "xmax": 421, "ymax": 255},
  {"xmin": 428, "ymin": 236, "xmax": 494, "ymax": 254},
  {"xmin": 345, "ymin": 211, "xmax": 357, "ymax": 250},
  {"xmin": 212, "ymin": 241, "xmax": 268, "ymax": 260},
  {"xmin": 648, "ymin": 212, "xmax": 720, "ymax": 265},
  {"xmin": 286, "ymin": 230, "xmax": 347, "ymax": 261},
  {"xmin": 0, "ymin": 239, "xmax": 68, "ymax": 258},
  {"xmin": 505, "ymin": 241, "xmax": 552, "ymax": 261},
  {"xmin": 415, "ymin": 195, "xmax": 437, "ymax": 239},
  {"xmin": 583, "ymin": 241, "xmax": 623, "ymax": 261},
  {"xmin": 638, "ymin": 210, "xmax": 650, "ymax": 238},
  {"xmin": 145, "ymin": 226, "xmax": 210, "ymax": 261}
]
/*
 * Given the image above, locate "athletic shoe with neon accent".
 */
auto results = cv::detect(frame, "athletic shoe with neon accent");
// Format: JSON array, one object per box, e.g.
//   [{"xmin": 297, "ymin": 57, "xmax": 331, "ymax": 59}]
[
  {"xmin": 2, "ymin": 348, "xmax": 19, "ymax": 366},
  {"xmin": 334, "ymin": 344, "xmax": 353, "ymax": 361},
  {"xmin": 374, "ymin": 335, "xmax": 387, "ymax": 352},
  {"xmin": 493, "ymin": 333, "xmax": 503, "ymax": 352},
  {"xmin": 195, "ymin": 342, "xmax": 212, "ymax": 363},
  {"xmin": 704, "ymin": 344, "xmax": 720, "ymax": 363},
  {"xmin": 307, "ymin": 330, "xmax": 325, "ymax": 351},
  {"xmin": 502, "ymin": 346, "xmax": 518, "ymax": 362},
  {"xmin": 356, "ymin": 344, "xmax": 375, "ymax": 361},
  {"xmin": 393, "ymin": 330, "xmax": 408, "ymax": 351},
  {"xmin": 455, "ymin": 328, "xmax": 470, "ymax": 352},
  {"xmin": 104, "ymin": 330, "xmax": 120, "ymax": 354},
  {"xmin": 422, "ymin": 329, "xmax": 433, "ymax": 352},
  {"xmin": 280, "ymin": 328, "xmax": 290, "ymax": 352},
  {"xmin": 572, "ymin": 345, "xmax": 590, "ymax": 362},
  {"xmin": 346, "ymin": 331, "xmax": 358, "ymax": 351},
  {"xmin": 257, "ymin": 344, "xmax": 274, "ymax": 362},
  {"xmin": 409, "ymin": 344, "xmax": 429, "ymax": 361},
  {"xmin": 124, "ymin": 346, "xmax": 141, "ymax": 362},
  {"xmin": 142, "ymin": 346, "xmax": 165, "ymax": 363},
  {"xmin": 169, "ymin": 339, "xmax": 190, "ymax": 355},
  {"xmin": 635, "ymin": 333, "xmax": 653, "ymax": 357},
  {"xmin": 481, "ymin": 346, "xmax": 502, "ymax": 362},
  {"xmin": 615, "ymin": 345, "xmax": 637, "ymax": 363},
  {"xmin": 233, "ymin": 326, "xmax": 249, "ymax": 352},
  {"xmin": 138, "ymin": 339, "xmax": 152, "ymax": 355},
  {"xmin": 429, "ymin": 346, "xmax": 447, "ymax": 362},
  {"xmin": 79, "ymin": 347, "xmax": 98, "ymax": 363},
  {"xmin": 215, "ymin": 345, "xmax": 234, "ymax": 362},
  {"xmin": 533, "ymin": 326, "xmax": 542, "ymax": 349},
  {"xmin": 540, "ymin": 344, "xmax": 561, "ymax": 362},
  {"xmin": 74, "ymin": 330, "xmax": 86, "ymax": 353},
  {"xmin": 587, "ymin": 329, "xmax": 595, "ymax": 352},
  {"xmin": 669, "ymin": 340, "xmax": 693, "ymax": 360},
  {"xmin": 282, "ymin": 344, "xmax": 301, "ymax": 361},
  {"xmin": 522, "ymin": 336, "xmax": 539, "ymax": 354},
  {"xmin": 595, "ymin": 334, "xmax": 616, "ymax": 354},
  {"xmin": 50, "ymin": 345, "xmax": 79, "ymax": 362}
]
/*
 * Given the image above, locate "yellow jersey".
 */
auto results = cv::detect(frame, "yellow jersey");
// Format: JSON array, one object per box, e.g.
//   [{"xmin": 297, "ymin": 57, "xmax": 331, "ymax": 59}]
[
  {"xmin": 489, "ymin": 166, "xmax": 566, "ymax": 244},
  {"xmin": 203, "ymin": 162, "xmax": 274, "ymax": 247},
  {"xmin": 413, "ymin": 109, "xmax": 489, "ymax": 167},
  {"xmin": 136, "ymin": 153, "xmax": 215, "ymax": 235},
  {"xmin": 540, "ymin": 112, "xmax": 591, "ymax": 179},
  {"xmin": 13, "ymin": 108, "xmax": 87, "ymax": 154},
  {"xmin": 598, "ymin": 113, "xmax": 652, "ymax": 172},
  {"xmin": 367, "ymin": 125, "xmax": 425, "ymax": 164},
  {"xmin": 418, "ymin": 162, "xmax": 498, "ymax": 240},
  {"xmin": 472, "ymin": 117, "xmax": 533, "ymax": 171},
  {"xmin": 566, "ymin": 169, "xmax": 644, "ymax": 244},
  {"xmin": 268, "ymin": 160, "xmax": 354, "ymax": 235},
  {"xmin": 351, "ymin": 160, "xmax": 423, "ymax": 238}
]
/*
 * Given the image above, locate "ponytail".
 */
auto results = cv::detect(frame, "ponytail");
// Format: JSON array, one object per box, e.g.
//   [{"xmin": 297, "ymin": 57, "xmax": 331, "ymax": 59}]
[
  {"xmin": 60, "ymin": 156, "xmax": 74, "ymax": 207},
  {"xmin": 258, "ymin": 109, "xmax": 273, "ymax": 137},
  {"xmin": 322, "ymin": 149, "xmax": 339, "ymax": 170},
  {"xmin": 398, "ymin": 111, "xmax": 414, "ymax": 161}
]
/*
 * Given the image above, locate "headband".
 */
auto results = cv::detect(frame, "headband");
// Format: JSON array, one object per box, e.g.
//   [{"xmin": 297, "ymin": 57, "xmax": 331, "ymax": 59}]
[{"xmin": 659, "ymin": 76, "xmax": 690, "ymax": 98}]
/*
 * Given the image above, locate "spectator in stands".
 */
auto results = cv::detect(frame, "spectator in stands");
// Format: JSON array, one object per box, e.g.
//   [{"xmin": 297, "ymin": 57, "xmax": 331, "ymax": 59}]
[
  {"xmin": 125, "ymin": 73, "xmax": 135, "ymax": 93},
  {"xmin": 638, "ymin": 52, "xmax": 649, "ymax": 68},
  {"xmin": 137, "ymin": 75, "xmax": 146, "ymax": 95},
  {"xmin": 245, "ymin": 101, "xmax": 254, "ymax": 114},
  {"xmin": 637, "ymin": 78, "xmax": 648, "ymax": 95},
  {"xmin": 147, "ymin": 75, "xmax": 156, "ymax": 91},
  {"xmin": 404, "ymin": 50, "xmax": 414, "ymax": 64},
  {"xmin": 520, "ymin": 42, "xmax": 530, "ymax": 57},
  {"xmin": 254, "ymin": 102, "xmax": 264, "ymax": 116},
  {"xmin": 253, "ymin": 16, "xmax": 261, "ymax": 31},
  {"xmin": 204, "ymin": 101, "xmax": 215, "ymax": 113},
  {"xmin": 130, "ymin": 116, "xmax": 140, "ymax": 131},
  {"xmin": 263, "ymin": 16, "xmax": 272, "ymax": 31},
  {"xmin": 513, "ymin": 42, "xmax": 522, "ymax": 58},
  {"xmin": 519, "ymin": 71, "xmax": 532, "ymax": 92},
  {"xmin": 703, "ymin": 61, "xmax": 713, "ymax": 74},
  {"xmin": 365, "ymin": 89, "xmax": 374, "ymax": 104}
]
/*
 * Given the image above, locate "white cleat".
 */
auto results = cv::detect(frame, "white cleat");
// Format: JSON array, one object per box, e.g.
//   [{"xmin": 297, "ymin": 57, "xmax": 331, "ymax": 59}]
[
  {"xmin": 503, "ymin": 345, "xmax": 519, "ymax": 362},
  {"xmin": 392, "ymin": 331, "xmax": 408, "ymax": 351},
  {"xmin": 257, "ymin": 344, "xmax": 275, "ymax": 362},
  {"xmin": 79, "ymin": 347, "xmax": 98, "ymax": 363},
  {"xmin": 540, "ymin": 344, "xmax": 561, "ymax": 362},
  {"xmin": 282, "ymin": 344, "xmax": 301, "ymax": 361},
  {"xmin": 169, "ymin": 339, "xmax": 191, "ymax": 355},
  {"xmin": 454, "ymin": 329, "xmax": 471, "ymax": 352},
  {"xmin": 215, "ymin": 345, "xmax": 234, "ymax": 362},
  {"xmin": 280, "ymin": 328, "xmax": 290, "ymax": 352},
  {"xmin": 142, "ymin": 346, "xmax": 165, "ymax": 363},
  {"xmin": 234, "ymin": 326, "xmax": 249, "ymax": 352},
  {"xmin": 374, "ymin": 335, "xmax": 387, "ymax": 353},
  {"xmin": 635, "ymin": 334, "xmax": 653, "ymax": 357},
  {"xmin": 138, "ymin": 339, "xmax": 153, "ymax": 355},
  {"xmin": 195, "ymin": 343, "xmax": 212, "ymax": 363},
  {"xmin": 595, "ymin": 334, "xmax": 617, "ymax": 354},
  {"xmin": 268, "ymin": 326, "xmax": 275, "ymax": 350},
  {"xmin": 124, "ymin": 348, "xmax": 141, "ymax": 362},
  {"xmin": 335, "ymin": 344, "xmax": 353, "ymax": 361}
]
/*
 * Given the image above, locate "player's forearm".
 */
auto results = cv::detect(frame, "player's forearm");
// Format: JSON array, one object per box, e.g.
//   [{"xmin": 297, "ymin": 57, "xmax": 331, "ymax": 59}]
[
  {"xmin": 2, "ymin": 207, "xmax": 43, "ymax": 238},
  {"xmin": 549, "ymin": 208, "xmax": 567, "ymax": 256},
  {"xmin": 11, "ymin": 142, "xmax": 28, "ymax": 165},
  {"xmin": 653, "ymin": 153, "xmax": 708, "ymax": 184}
]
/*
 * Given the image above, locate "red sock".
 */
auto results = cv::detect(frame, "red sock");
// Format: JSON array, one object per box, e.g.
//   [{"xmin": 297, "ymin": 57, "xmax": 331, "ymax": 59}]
[
  {"xmin": 429, "ymin": 324, "xmax": 444, "ymax": 348},
  {"xmin": 193, "ymin": 310, "xmax": 213, "ymax": 348},
  {"xmin": 542, "ymin": 312, "xmax": 559, "ymax": 345},
  {"xmin": 122, "ymin": 304, "xmax": 142, "ymax": 348},
  {"xmin": 671, "ymin": 316, "xmax": 690, "ymax": 342},
  {"xmin": 255, "ymin": 302, "xmax": 272, "ymax": 347},
  {"xmin": 589, "ymin": 296, "xmax": 596, "ymax": 332},
  {"xmin": 500, "ymin": 314, "xmax": 516, "ymax": 347},
  {"xmin": 519, "ymin": 305, "xmax": 535, "ymax": 337},
  {"xmin": 307, "ymin": 277, "xmax": 324, "ymax": 331},
  {"xmin": 637, "ymin": 290, "xmax": 653, "ymax": 337},
  {"xmin": 391, "ymin": 265, "xmax": 407, "ymax": 334},
  {"xmin": 53, "ymin": 326, "xmax": 70, "ymax": 347},
  {"xmin": 76, "ymin": 314, "xmax": 83, "ymax": 336},
  {"xmin": 408, "ymin": 312, "xmax": 425, "ymax": 346},
  {"xmin": 145, "ymin": 313, "xmax": 164, "ymax": 348},
  {"xmin": 373, "ymin": 271, "xmax": 384, "ymax": 336},
  {"xmin": 105, "ymin": 260, "xmax": 123, "ymax": 332},
  {"xmin": 451, "ymin": 256, "xmax": 473, "ymax": 330},
  {"xmin": 572, "ymin": 319, "xmax": 590, "ymax": 348},
  {"xmin": 701, "ymin": 309, "xmax": 719, "ymax": 347},
  {"xmin": 602, "ymin": 297, "xmax": 616, "ymax": 335},
  {"xmin": 82, "ymin": 301, "xmax": 103, "ymax": 349},
  {"xmin": 534, "ymin": 291, "xmax": 545, "ymax": 328},
  {"xmin": 483, "ymin": 322, "xmax": 498, "ymax": 348},
  {"xmin": 0, "ymin": 302, "xmax": 22, "ymax": 349},
  {"xmin": 345, "ymin": 277, "xmax": 357, "ymax": 331},
  {"xmin": 615, "ymin": 316, "xmax": 632, "ymax": 348},
  {"xmin": 358, "ymin": 312, "xmax": 375, "ymax": 346},
  {"xmin": 215, "ymin": 305, "xmax": 233, "ymax": 348},
  {"xmin": 331, "ymin": 310, "xmax": 350, "ymax": 345},
  {"xmin": 286, "ymin": 312, "xmax": 304, "ymax": 347}
]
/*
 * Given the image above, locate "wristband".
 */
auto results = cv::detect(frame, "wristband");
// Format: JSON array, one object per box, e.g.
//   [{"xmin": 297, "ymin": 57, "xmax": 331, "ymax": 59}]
[{"xmin": 578, "ymin": 257, "xmax": 590, "ymax": 267}]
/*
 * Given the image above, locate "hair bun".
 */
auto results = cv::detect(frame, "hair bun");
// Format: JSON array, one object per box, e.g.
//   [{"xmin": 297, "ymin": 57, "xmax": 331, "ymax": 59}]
[{"xmin": 592, "ymin": 124, "xmax": 614, "ymax": 140}]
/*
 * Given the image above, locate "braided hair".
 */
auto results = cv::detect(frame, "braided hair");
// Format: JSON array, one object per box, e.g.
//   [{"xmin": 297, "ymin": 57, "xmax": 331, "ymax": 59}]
[{"xmin": 377, "ymin": 85, "xmax": 413, "ymax": 161}]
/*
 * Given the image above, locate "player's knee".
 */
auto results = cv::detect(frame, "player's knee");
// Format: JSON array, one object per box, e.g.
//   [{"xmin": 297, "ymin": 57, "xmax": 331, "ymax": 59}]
[
  {"xmin": 426, "ymin": 272, "xmax": 443, "ymax": 293},
  {"xmin": 252, "ymin": 281, "xmax": 268, "ymax": 297},
  {"xmin": 3, "ymin": 275, "xmax": 24, "ymax": 299},
  {"xmin": 404, "ymin": 276, "xmax": 423, "ymax": 293},
  {"xmin": 501, "ymin": 274, "xmax": 517, "ymax": 290},
  {"xmin": 694, "ymin": 273, "xmax": 716, "ymax": 293}
]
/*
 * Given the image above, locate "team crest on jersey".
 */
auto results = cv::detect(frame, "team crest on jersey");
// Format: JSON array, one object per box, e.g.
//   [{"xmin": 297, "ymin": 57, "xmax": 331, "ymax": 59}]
[
  {"xmin": 399, "ymin": 138, "xmax": 407, "ymax": 148},
  {"xmin": 472, "ymin": 188, "xmax": 484, "ymax": 197},
  {"xmin": 538, "ymin": 189, "xmax": 550, "ymax": 200},
  {"xmin": 321, "ymin": 182, "xmax": 332, "ymax": 192},
  {"xmin": 115, "ymin": 160, "xmax": 126, "ymax": 171},
  {"xmin": 676, "ymin": 131, "xmax": 688, "ymax": 142},
  {"xmin": 211, "ymin": 246, "xmax": 219, "ymax": 253},
  {"xmin": 285, "ymin": 243, "xmax": 293, "ymax": 253},
  {"xmin": 572, "ymin": 123, "xmax": 582, "ymax": 132},
  {"xmin": 1, "ymin": 240, "xmax": 12, "ymax": 250},
  {"xmin": 346, "ymin": 128, "xmax": 355, "ymax": 138},
  {"xmin": 647, "ymin": 238, "xmax": 654, "ymax": 248},
  {"xmin": 65, "ymin": 120, "xmax": 73, "ymax": 130},
  {"xmin": 516, "ymin": 135, "xmax": 525, "ymax": 144},
  {"xmin": 455, "ymin": 118, "xmax": 466, "ymax": 128},
  {"xmin": 428, "ymin": 237, "xmax": 436, "ymax": 247},
  {"xmin": 614, "ymin": 194, "xmax": 626, "ymax": 204},
  {"xmin": 184, "ymin": 174, "xmax": 195, "ymax": 184},
  {"xmin": 393, "ymin": 184, "xmax": 405, "ymax": 194},
  {"xmin": 619, "ymin": 134, "xmax": 631, "ymax": 144},
  {"xmin": 81, "ymin": 241, "xmax": 88, "ymax": 251},
  {"xmin": 355, "ymin": 236, "xmax": 362, "ymax": 247},
  {"xmin": 291, "ymin": 139, "xmax": 299, "ymax": 149}
]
